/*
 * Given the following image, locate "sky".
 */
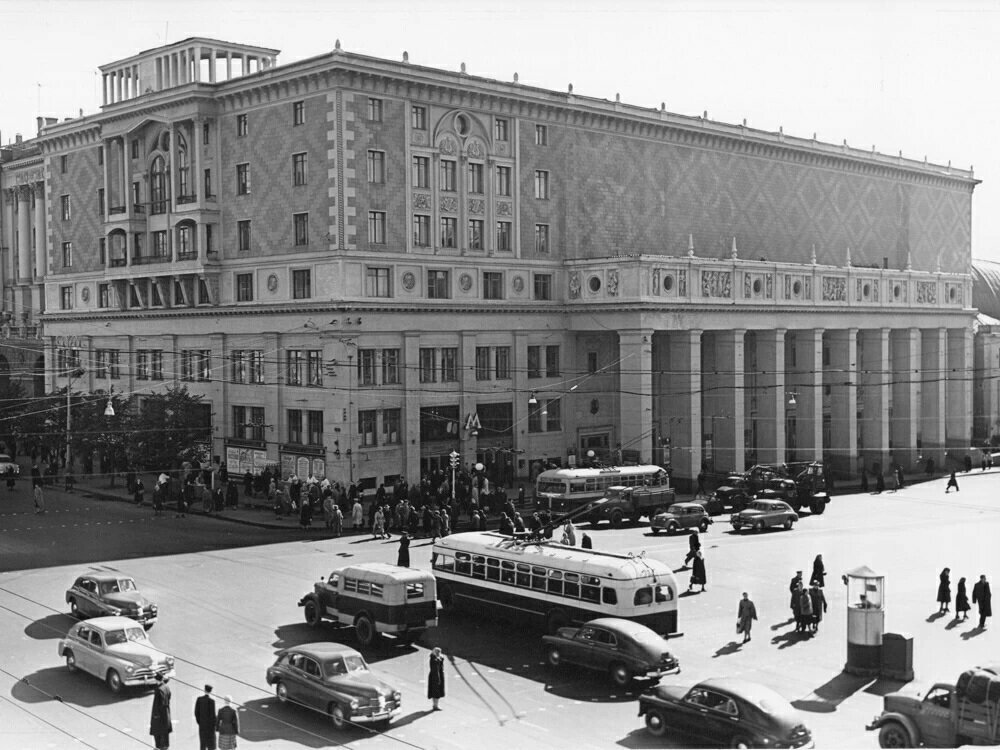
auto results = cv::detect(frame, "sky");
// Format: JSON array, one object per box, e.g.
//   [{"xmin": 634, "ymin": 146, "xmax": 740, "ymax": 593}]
[{"xmin": 2, "ymin": 0, "xmax": 1000, "ymax": 260}]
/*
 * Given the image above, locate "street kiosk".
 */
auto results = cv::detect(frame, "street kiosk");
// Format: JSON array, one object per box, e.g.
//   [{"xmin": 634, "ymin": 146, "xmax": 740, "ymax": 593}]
[{"xmin": 843, "ymin": 565, "xmax": 884, "ymax": 677}]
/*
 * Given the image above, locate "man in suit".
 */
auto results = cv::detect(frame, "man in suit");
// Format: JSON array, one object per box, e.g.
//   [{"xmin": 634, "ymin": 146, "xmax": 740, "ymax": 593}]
[
  {"xmin": 972, "ymin": 575, "xmax": 993, "ymax": 630},
  {"xmin": 194, "ymin": 684, "xmax": 217, "ymax": 750},
  {"xmin": 149, "ymin": 674, "xmax": 172, "ymax": 750}
]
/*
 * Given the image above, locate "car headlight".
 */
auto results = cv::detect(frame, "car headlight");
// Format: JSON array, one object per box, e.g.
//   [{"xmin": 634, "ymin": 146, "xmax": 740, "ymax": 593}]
[
  {"xmin": 165, "ymin": 656, "xmax": 175, "ymax": 667},
  {"xmin": 125, "ymin": 664, "xmax": 135, "ymax": 674},
  {"xmin": 109, "ymin": 607, "xmax": 121, "ymax": 616},
  {"xmin": 349, "ymin": 698, "xmax": 360, "ymax": 709},
  {"xmin": 150, "ymin": 605, "xmax": 158, "ymax": 613},
  {"xmin": 393, "ymin": 691, "xmax": 401, "ymax": 702}
]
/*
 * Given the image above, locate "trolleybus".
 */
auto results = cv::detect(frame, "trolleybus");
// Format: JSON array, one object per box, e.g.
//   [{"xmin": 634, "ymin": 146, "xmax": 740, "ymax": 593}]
[{"xmin": 535, "ymin": 464, "xmax": 670, "ymax": 513}]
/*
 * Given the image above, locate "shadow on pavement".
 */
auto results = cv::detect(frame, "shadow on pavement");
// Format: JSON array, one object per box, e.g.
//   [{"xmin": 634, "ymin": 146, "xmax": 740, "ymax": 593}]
[
  {"xmin": 961, "ymin": 625, "xmax": 987, "ymax": 640},
  {"xmin": 864, "ymin": 677, "xmax": 910, "ymax": 697},
  {"xmin": 12, "ymin": 666, "xmax": 137, "ymax": 708},
  {"xmin": 926, "ymin": 611, "xmax": 948, "ymax": 623},
  {"xmin": 792, "ymin": 671, "xmax": 873, "ymax": 713},
  {"xmin": 770, "ymin": 629, "xmax": 812, "ymax": 650},
  {"xmin": 713, "ymin": 640, "xmax": 744, "ymax": 658},
  {"xmin": 237, "ymin": 696, "xmax": 375, "ymax": 748},
  {"xmin": 24, "ymin": 613, "xmax": 76, "ymax": 641},
  {"xmin": 770, "ymin": 616, "xmax": 796, "ymax": 631},
  {"xmin": 269, "ymin": 623, "xmax": 418, "ymax": 664}
]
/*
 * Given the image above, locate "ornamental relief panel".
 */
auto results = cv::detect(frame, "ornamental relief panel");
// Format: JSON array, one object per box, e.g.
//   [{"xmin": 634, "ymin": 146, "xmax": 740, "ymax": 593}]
[
  {"xmin": 916, "ymin": 281, "xmax": 937, "ymax": 304},
  {"xmin": 822, "ymin": 276, "xmax": 846, "ymax": 301},
  {"xmin": 569, "ymin": 272, "xmax": 581, "ymax": 299},
  {"xmin": 495, "ymin": 141, "xmax": 509, "ymax": 157},
  {"xmin": 466, "ymin": 139, "xmax": 485, "ymax": 159},
  {"xmin": 743, "ymin": 273, "xmax": 773, "ymax": 299},
  {"xmin": 607, "ymin": 270, "xmax": 619, "ymax": 297},
  {"xmin": 411, "ymin": 130, "xmax": 428, "ymax": 147},
  {"xmin": 440, "ymin": 196, "xmax": 459, "ymax": 213},
  {"xmin": 701, "ymin": 270, "xmax": 732, "ymax": 298},
  {"xmin": 679, "ymin": 270, "xmax": 687, "ymax": 297},
  {"xmin": 783, "ymin": 275, "xmax": 812, "ymax": 300},
  {"xmin": 651, "ymin": 268, "xmax": 660, "ymax": 294},
  {"xmin": 856, "ymin": 278, "xmax": 880, "ymax": 302},
  {"xmin": 496, "ymin": 201, "xmax": 512, "ymax": 217},
  {"xmin": 412, "ymin": 193, "xmax": 432, "ymax": 210},
  {"xmin": 467, "ymin": 199, "xmax": 485, "ymax": 215},
  {"xmin": 438, "ymin": 137, "xmax": 457, "ymax": 156}
]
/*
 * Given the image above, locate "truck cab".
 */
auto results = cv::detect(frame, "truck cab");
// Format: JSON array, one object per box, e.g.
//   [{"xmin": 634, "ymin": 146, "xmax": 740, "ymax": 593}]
[
  {"xmin": 588, "ymin": 484, "xmax": 675, "ymax": 527},
  {"xmin": 868, "ymin": 679, "xmax": 1000, "ymax": 748}
]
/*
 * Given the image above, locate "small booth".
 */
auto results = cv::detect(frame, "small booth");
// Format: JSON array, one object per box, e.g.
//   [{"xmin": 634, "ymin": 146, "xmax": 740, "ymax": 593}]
[{"xmin": 843, "ymin": 565, "xmax": 884, "ymax": 677}]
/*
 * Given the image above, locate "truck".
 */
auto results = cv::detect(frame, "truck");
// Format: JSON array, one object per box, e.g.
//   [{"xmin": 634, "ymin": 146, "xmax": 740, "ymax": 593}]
[
  {"xmin": 585, "ymin": 484, "xmax": 676, "ymax": 528},
  {"xmin": 867, "ymin": 665, "xmax": 1000, "ymax": 747},
  {"xmin": 725, "ymin": 462, "xmax": 830, "ymax": 515}
]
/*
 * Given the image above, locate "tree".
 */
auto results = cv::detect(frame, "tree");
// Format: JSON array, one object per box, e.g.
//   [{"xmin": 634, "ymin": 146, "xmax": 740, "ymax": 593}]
[{"xmin": 126, "ymin": 385, "xmax": 212, "ymax": 474}]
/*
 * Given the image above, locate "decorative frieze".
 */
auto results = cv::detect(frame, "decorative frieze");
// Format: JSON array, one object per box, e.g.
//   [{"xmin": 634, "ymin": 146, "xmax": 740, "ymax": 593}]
[
  {"xmin": 607, "ymin": 270, "xmax": 619, "ymax": 296},
  {"xmin": 412, "ymin": 192, "xmax": 432, "ymax": 210},
  {"xmin": 701, "ymin": 270, "xmax": 732, "ymax": 298},
  {"xmin": 856, "ymin": 278, "xmax": 880, "ymax": 302},
  {"xmin": 569, "ymin": 271, "xmax": 581, "ymax": 299},
  {"xmin": 467, "ymin": 199, "xmax": 485, "ymax": 215},
  {"xmin": 916, "ymin": 281, "xmax": 937, "ymax": 304},
  {"xmin": 440, "ymin": 196, "xmax": 458, "ymax": 213},
  {"xmin": 496, "ymin": 201, "xmax": 512, "ymax": 216},
  {"xmin": 822, "ymin": 276, "xmax": 846, "ymax": 301}
]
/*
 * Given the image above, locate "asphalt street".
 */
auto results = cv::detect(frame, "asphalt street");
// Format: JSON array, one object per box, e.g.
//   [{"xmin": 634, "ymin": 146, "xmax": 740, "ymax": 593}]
[{"xmin": 1, "ymin": 470, "xmax": 999, "ymax": 749}]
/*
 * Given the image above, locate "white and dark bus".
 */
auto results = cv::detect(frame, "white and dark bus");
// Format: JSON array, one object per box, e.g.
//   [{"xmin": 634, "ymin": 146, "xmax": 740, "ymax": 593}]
[
  {"xmin": 431, "ymin": 531, "xmax": 679, "ymax": 635},
  {"xmin": 535, "ymin": 465, "xmax": 670, "ymax": 513}
]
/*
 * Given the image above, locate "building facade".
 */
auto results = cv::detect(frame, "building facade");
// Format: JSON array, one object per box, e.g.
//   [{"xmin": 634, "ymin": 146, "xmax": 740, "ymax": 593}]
[{"xmin": 0, "ymin": 37, "xmax": 979, "ymax": 489}]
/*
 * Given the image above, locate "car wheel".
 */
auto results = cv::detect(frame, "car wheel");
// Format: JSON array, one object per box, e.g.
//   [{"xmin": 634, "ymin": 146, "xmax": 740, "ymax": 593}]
[
  {"xmin": 754, "ymin": 521, "xmax": 764, "ymax": 533},
  {"xmin": 304, "ymin": 599, "xmax": 322, "ymax": 627},
  {"xmin": 812, "ymin": 499, "xmax": 826, "ymax": 515},
  {"xmin": 783, "ymin": 518, "xmax": 794, "ymax": 530},
  {"xmin": 699, "ymin": 519, "xmax": 710, "ymax": 532},
  {"xmin": 64, "ymin": 651, "xmax": 77, "ymax": 673},
  {"xmin": 330, "ymin": 702, "xmax": 347, "ymax": 730},
  {"xmin": 275, "ymin": 681, "xmax": 289, "ymax": 703},
  {"xmin": 354, "ymin": 614, "xmax": 378, "ymax": 648},
  {"xmin": 730, "ymin": 735, "xmax": 754, "ymax": 749},
  {"xmin": 546, "ymin": 609, "xmax": 569, "ymax": 635},
  {"xmin": 106, "ymin": 669, "xmax": 122, "ymax": 694},
  {"xmin": 878, "ymin": 722, "xmax": 912, "ymax": 748},
  {"xmin": 644, "ymin": 708, "xmax": 668, "ymax": 737},
  {"xmin": 667, "ymin": 522, "xmax": 678, "ymax": 535},
  {"xmin": 610, "ymin": 510, "xmax": 624, "ymax": 528},
  {"xmin": 69, "ymin": 599, "xmax": 82, "ymax": 618},
  {"xmin": 609, "ymin": 662, "xmax": 633, "ymax": 688},
  {"xmin": 546, "ymin": 645, "xmax": 562, "ymax": 668}
]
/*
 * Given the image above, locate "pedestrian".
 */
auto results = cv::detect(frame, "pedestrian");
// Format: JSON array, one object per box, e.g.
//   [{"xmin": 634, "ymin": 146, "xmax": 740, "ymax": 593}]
[
  {"xmin": 30, "ymin": 463, "xmax": 41, "ymax": 489},
  {"xmin": 972, "ymin": 574, "xmax": 992, "ymax": 629},
  {"xmin": 789, "ymin": 570, "xmax": 804, "ymax": 611},
  {"xmin": 695, "ymin": 471, "xmax": 707, "ymax": 498},
  {"xmin": 561, "ymin": 519, "xmax": 577, "ymax": 546},
  {"xmin": 428, "ymin": 646, "xmax": 445, "ymax": 710},
  {"xmin": 153, "ymin": 481, "xmax": 164, "ymax": 517},
  {"xmin": 860, "ymin": 470, "xmax": 869, "ymax": 493},
  {"xmin": 581, "ymin": 532, "xmax": 593, "ymax": 549},
  {"xmin": 216, "ymin": 695, "xmax": 239, "ymax": 750},
  {"xmin": 937, "ymin": 568, "xmax": 951, "ymax": 613},
  {"xmin": 946, "ymin": 471, "xmax": 960, "ymax": 493},
  {"xmin": 33, "ymin": 483, "xmax": 45, "ymax": 514},
  {"xmin": 149, "ymin": 673, "xmax": 172, "ymax": 750},
  {"xmin": 791, "ymin": 583, "xmax": 803, "ymax": 631},
  {"xmin": 194, "ymin": 684, "xmax": 217, "ymax": 750},
  {"xmin": 351, "ymin": 498, "xmax": 364, "ymax": 530},
  {"xmin": 737, "ymin": 592, "xmax": 757, "ymax": 643},
  {"xmin": 688, "ymin": 549, "xmax": 707, "ymax": 593},
  {"xmin": 896, "ymin": 465, "xmax": 905, "ymax": 489},
  {"xmin": 890, "ymin": 467, "xmax": 899, "ymax": 492},
  {"xmin": 397, "ymin": 532, "xmax": 411, "ymax": 567},
  {"xmin": 323, "ymin": 493, "xmax": 335, "ymax": 530},
  {"xmin": 373, "ymin": 505, "xmax": 386, "ymax": 539},
  {"xmin": 6, "ymin": 465, "xmax": 15, "ymax": 491},
  {"xmin": 810, "ymin": 554, "xmax": 826, "ymax": 587},
  {"xmin": 134, "ymin": 477, "xmax": 145, "ymax": 505},
  {"xmin": 331, "ymin": 505, "xmax": 343, "ymax": 537},
  {"xmin": 797, "ymin": 585, "xmax": 814, "ymax": 634},
  {"xmin": 299, "ymin": 495, "xmax": 313, "ymax": 528},
  {"xmin": 517, "ymin": 485, "xmax": 526, "ymax": 508},
  {"xmin": 809, "ymin": 584, "xmax": 828, "ymax": 632},
  {"xmin": 683, "ymin": 530, "xmax": 701, "ymax": 567},
  {"xmin": 875, "ymin": 472, "xmax": 885, "ymax": 493},
  {"xmin": 956, "ymin": 577, "xmax": 971, "ymax": 621}
]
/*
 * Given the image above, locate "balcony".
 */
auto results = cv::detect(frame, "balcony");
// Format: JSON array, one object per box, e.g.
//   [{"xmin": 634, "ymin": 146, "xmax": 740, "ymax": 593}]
[
  {"xmin": 108, "ymin": 205, "xmax": 127, "ymax": 215},
  {"xmin": 176, "ymin": 194, "xmax": 197, "ymax": 205},
  {"xmin": 132, "ymin": 254, "xmax": 171, "ymax": 266},
  {"xmin": 177, "ymin": 250, "xmax": 198, "ymax": 261}
]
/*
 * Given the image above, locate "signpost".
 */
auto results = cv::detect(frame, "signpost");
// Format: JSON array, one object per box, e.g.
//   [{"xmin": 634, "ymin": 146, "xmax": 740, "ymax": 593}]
[{"xmin": 449, "ymin": 450, "xmax": 460, "ymax": 500}]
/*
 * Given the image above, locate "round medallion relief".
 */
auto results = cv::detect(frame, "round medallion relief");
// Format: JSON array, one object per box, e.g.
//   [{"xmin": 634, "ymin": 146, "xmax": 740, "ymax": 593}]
[
  {"xmin": 267, "ymin": 274, "xmax": 279, "ymax": 293},
  {"xmin": 512, "ymin": 275, "xmax": 524, "ymax": 293},
  {"xmin": 80, "ymin": 287, "xmax": 90, "ymax": 303},
  {"xmin": 588, "ymin": 276, "xmax": 602, "ymax": 293},
  {"xmin": 401, "ymin": 271, "xmax": 416, "ymax": 291},
  {"xmin": 459, "ymin": 273, "xmax": 473, "ymax": 292}
]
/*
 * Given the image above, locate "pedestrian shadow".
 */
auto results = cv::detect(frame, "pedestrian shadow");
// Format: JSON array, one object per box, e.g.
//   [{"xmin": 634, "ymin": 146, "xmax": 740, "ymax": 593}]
[
  {"xmin": 770, "ymin": 617, "xmax": 796, "ymax": 631},
  {"xmin": 679, "ymin": 590, "xmax": 702, "ymax": 598},
  {"xmin": 945, "ymin": 617, "xmax": 966, "ymax": 630},
  {"xmin": 926, "ymin": 611, "xmax": 948, "ymax": 623},
  {"xmin": 771, "ymin": 630, "xmax": 812, "ymax": 649},
  {"xmin": 792, "ymin": 672, "xmax": 873, "ymax": 713},
  {"xmin": 961, "ymin": 626, "xmax": 986, "ymax": 640},
  {"xmin": 713, "ymin": 641, "xmax": 743, "ymax": 658},
  {"xmin": 385, "ymin": 708, "xmax": 436, "ymax": 729}
]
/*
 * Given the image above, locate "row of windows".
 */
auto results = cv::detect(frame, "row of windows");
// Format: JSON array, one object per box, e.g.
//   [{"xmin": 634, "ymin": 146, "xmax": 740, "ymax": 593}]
[{"xmin": 434, "ymin": 553, "xmax": 613, "ymax": 604}]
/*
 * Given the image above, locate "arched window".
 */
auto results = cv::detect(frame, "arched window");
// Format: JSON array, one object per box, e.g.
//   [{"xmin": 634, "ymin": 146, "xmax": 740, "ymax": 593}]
[
  {"xmin": 176, "ymin": 221, "xmax": 196, "ymax": 259},
  {"xmin": 150, "ymin": 156, "xmax": 168, "ymax": 214},
  {"xmin": 108, "ymin": 230, "xmax": 128, "ymax": 266},
  {"xmin": 176, "ymin": 136, "xmax": 190, "ymax": 201}
]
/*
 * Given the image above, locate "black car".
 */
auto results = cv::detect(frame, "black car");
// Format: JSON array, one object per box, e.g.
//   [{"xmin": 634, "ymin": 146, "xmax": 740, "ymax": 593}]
[{"xmin": 638, "ymin": 678, "xmax": 813, "ymax": 748}]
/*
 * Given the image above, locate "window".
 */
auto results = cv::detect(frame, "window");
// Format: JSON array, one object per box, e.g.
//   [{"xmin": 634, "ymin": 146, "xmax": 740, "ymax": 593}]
[
  {"xmin": 382, "ymin": 348, "xmax": 400, "ymax": 384},
  {"xmin": 468, "ymin": 219, "xmax": 484, "ymax": 250},
  {"xmin": 367, "ymin": 150, "xmax": 385, "ymax": 183},
  {"xmin": 365, "ymin": 267, "xmax": 391, "ymax": 297},
  {"xmin": 440, "ymin": 159, "xmax": 456, "ymax": 191},
  {"xmin": 238, "ymin": 220, "xmax": 251, "ymax": 252},
  {"xmin": 412, "ymin": 156, "xmax": 429, "ymax": 188},
  {"xmin": 358, "ymin": 349, "xmax": 377, "ymax": 386},
  {"xmin": 294, "ymin": 213, "xmax": 309, "ymax": 246},
  {"xmin": 57, "ymin": 348, "xmax": 82, "ymax": 373},
  {"xmin": 131, "ymin": 139, "xmax": 140, "ymax": 159},
  {"xmin": 495, "ymin": 346, "xmax": 511, "ymax": 379},
  {"xmin": 95, "ymin": 349, "xmax": 121, "ymax": 380},
  {"xmin": 98, "ymin": 283, "xmax": 110, "ymax": 309},
  {"xmin": 97, "ymin": 188, "xmax": 105, "ymax": 216},
  {"xmin": 496, "ymin": 166, "xmax": 511, "ymax": 196},
  {"xmin": 413, "ymin": 215, "xmax": 431, "ymax": 247},
  {"xmin": 483, "ymin": 272, "xmax": 503, "ymax": 300},
  {"xmin": 535, "ymin": 224, "xmax": 550, "ymax": 253},
  {"xmin": 546, "ymin": 345, "xmax": 561, "ymax": 376},
  {"xmin": 359, "ymin": 410, "xmax": 378, "ymax": 447},
  {"xmin": 419, "ymin": 349, "xmax": 437, "ymax": 383},
  {"xmin": 60, "ymin": 286, "xmax": 73, "ymax": 310},
  {"xmin": 286, "ymin": 350, "xmax": 320, "ymax": 386},
  {"xmin": 496, "ymin": 221, "xmax": 512, "ymax": 252},
  {"xmin": 382, "ymin": 408, "xmax": 401, "ymax": 445},
  {"xmin": 287, "ymin": 409, "xmax": 303, "ymax": 444},
  {"xmin": 546, "ymin": 398, "xmax": 561, "ymax": 431},
  {"xmin": 475, "ymin": 347, "xmax": 490, "ymax": 380},
  {"xmin": 534, "ymin": 273, "xmax": 552, "ymax": 300},
  {"xmin": 60, "ymin": 155, "xmax": 68, "ymax": 173},
  {"xmin": 367, "ymin": 97, "xmax": 383, "ymax": 122},
  {"xmin": 133, "ymin": 182, "xmax": 143, "ymax": 213},
  {"xmin": 205, "ymin": 224, "xmax": 214, "ymax": 254},
  {"xmin": 231, "ymin": 350, "xmax": 265, "ymax": 384},
  {"xmin": 236, "ymin": 114, "xmax": 248, "ymax": 136},
  {"xmin": 202, "ymin": 123, "xmax": 210, "ymax": 145},
  {"xmin": 292, "ymin": 269, "xmax": 311, "ymax": 299},
  {"xmin": 588, "ymin": 351, "xmax": 599, "ymax": 374},
  {"xmin": 495, "ymin": 118, "xmax": 509, "ymax": 141},
  {"xmin": 61, "ymin": 242, "xmax": 73, "ymax": 268},
  {"xmin": 427, "ymin": 270, "xmax": 450, "ymax": 299},
  {"xmin": 368, "ymin": 211, "xmax": 386, "ymax": 244},
  {"xmin": 534, "ymin": 170, "xmax": 550, "ymax": 199},
  {"xmin": 307, "ymin": 350, "xmax": 323, "ymax": 386},
  {"xmin": 535, "ymin": 124, "xmax": 548, "ymax": 145},
  {"xmin": 152, "ymin": 230, "xmax": 168, "ymax": 258},
  {"xmin": 177, "ymin": 225, "xmax": 193, "ymax": 258},
  {"xmin": 236, "ymin": 273, "xmax": 254, "ymax": 302},
  {"xmin": 440, "ymin": 217, "xmax": 457, "ymax": 248},
  {"xmin": 411, "ymin": 105, "xmax": 426, "ymax": 130},
  {"xmin": 99, "ymin": 237, "xmax": 107, "ymax": 265},
  {"xmin": 136, "ymin": 350, "xmax": 164, "ymax": 381},
  {"xmin": 181, "ymin": 350, "xmax": 211, "ymax": 382},
  {"xmin": 468, "ymin": 162, "xmax": 484, "ymax": 193},
  {"xmin": 97, "ymin": 146, "xmax": 104, "ymax": 165},
  {"xmin": 441, "ymin": 348, "xmax": 458, "ymax": 382},
  {"xmin": 527, "ymin": 345, "xmax": 541, "ymax": 378},
  {"xmin": 293, "ymin": 100, "xmax": 304, "ymax": 125},
  {"xmin": 233, "ymin": 405, "xmax": 265, "ymax": 441},
  {"xmin": 61, "ymin": 195, "xmax": 71, "ymax": 221},
  {"xmin": 292, "ymin": 153, "xmax": 307, "ymax": 186},
  {"xmin": 204, "ymin": 168, "xmax": 213, "ymax": 198},
  {"xmin": 236, "ymin": 163, "xmax": 250, "ymax": 195},
  {"xmin": 136, "ymin": 350, "xmax": 149, "ymax": 380},
  {"xmin": 307, "ymin": 410, "xmax": 323, "ymax": 445},
  {"xmin": 528, "ymin": 403, "xmax": 543, "ymax": 433}
]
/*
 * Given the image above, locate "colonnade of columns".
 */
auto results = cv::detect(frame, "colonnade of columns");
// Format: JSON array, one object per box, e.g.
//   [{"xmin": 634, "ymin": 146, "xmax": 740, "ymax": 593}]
[
  {"xmin": 1, "ymin": 183, "xmax": 46, "ymax": 318},
  {"xmin": 623, "ymin": 326, "xmax": 974, "ymax": 484}
]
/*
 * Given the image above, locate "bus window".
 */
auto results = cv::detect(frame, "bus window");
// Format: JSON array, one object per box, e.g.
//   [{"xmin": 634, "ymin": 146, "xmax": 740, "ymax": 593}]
[
  {"xmin": 570, "ymin": 481, "xmax": 586, "ymax": 492},
  {"xmin": 655, "ymin": 584, "xmax": 672, "ymax": 602},
  {"xmin": 564, "ymin": 572, "xmax": 580, "ymax": 598},
  {"xmin": 548, "ymin": 570, "xmax": 563, "ymax": 595},
  {"xmin": 581, "ymin": 575, "xmax": 601, "ymax": 603},
  {"xmin": 516, "ymin": 563, "xmax": 531, "ymax": 587},
  {"xmin": 370, "ymin": 583, "xmax": 383, "ymax": 598},
  {"xmin": 356, "ymin": 581, "xmax": 371, "ymax": 596},
  {"xmin": 486, "ymin": 558, "xmax": 500, "ymax": 582},
  {"xmin": 634, "ymin": 587, "xmax": 653, "ymax": 606},
  {"xmin": 434, "ymin": 555, "xmax": 455, "ymax": 573},
  {"xmin": 501, "ymin": 560, "xmax": 516, "ymax": 584},
  {"xmin": 344, "ymin": 578, "xmax": 357, "ymax": 593},
  {"xmin": 327, "ymin": 573, "xmax": 340, "ymax": 587},
  {"xmin": 472, "ymin": 555, "xmax": 486, "ymax": 579},
  {"xmin": 456, "ymin": 552, "xmax": 471, "ymax": 576},
  {"xmin": 406, "ymin": 582, "xmax": 425, "ymax": 599},
  {"xmin": 531, "ymin": 566, "xmax": 547, "ymax": 590},
  {"xmin": 602, "ymin": 587, "xmax": 618, "ymax": 605}
]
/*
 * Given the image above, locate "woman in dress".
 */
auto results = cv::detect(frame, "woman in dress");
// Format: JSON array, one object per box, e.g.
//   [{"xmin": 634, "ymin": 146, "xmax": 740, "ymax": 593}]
[
  {"xmin": 937, "ymin": 567, "xmax": 951, "ymax": 614},
  {"xmin": 956, "ymin": 576, "xmax": 970, "ymax": 621},
  {"xmin": 427, "ymin": 647, "xmax": 445, "ymax": 710},
  {"xmin": 810, "ymin": 554, "xmax": 826, "ymax": 587},
  {"xmin": 216, "ymin": 695, "xmax": 239, "ymax": 749},
  {"xmin": 689, "ymin": 550, "xmax": 707, "ymax": 593}
]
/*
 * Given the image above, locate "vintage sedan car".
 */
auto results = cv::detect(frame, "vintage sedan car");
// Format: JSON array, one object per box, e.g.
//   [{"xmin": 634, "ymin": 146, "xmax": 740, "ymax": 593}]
[
  {"xmin": 698, "ymin": 486, "xmax": 751, "ymax": 515},
  {"xmin": 266, "ymin": 643, "xmax": 401, "ymax": 730},
  {"xmin": 66, "ymin": 573, "xmax": 158, "ymax": 628},
  {"xmin": 57, "ymin": 616, "xmax": 175, "ymax": 693},
  {"xmin": 731, "ymin": 500, "xmax": 799, "ymax": 533},
  {"xmin": 543, "ymin": 617, "xmax": 680, "ymax": 687},
  {"xmin": 638, "ymin": 678, "xmax": 813, "ymax": 748},
  {"xmin": 0, "ymin": 454, "xmax": 19, "ymax": 476},
  {"xmin": 650, "ymin": 503, "xmax": 712, "ymax": 535}
]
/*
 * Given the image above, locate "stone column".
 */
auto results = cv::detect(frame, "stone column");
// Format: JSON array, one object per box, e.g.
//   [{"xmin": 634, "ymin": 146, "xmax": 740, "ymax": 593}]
[
  {"xmin": 704, "ymin": 329, "xmax": 746, "ymax": 474},
  {"xmin": 921, "ymin": 329, "xmax": 947, "ymax": 466},
  {"xmin": 754, "ymin": 329, "xmax": 786, "ymax": 465},
  {"xmin": 947, "ymin": 328, "xmax": 974, "ymax": 451},
  {"xmin": 209, "ymin": 50, "xmax": 217, "ymax": 82},
  {"xmin": 226, "ymin": 53, "xmax": 232, "ymax": 79},
  {"xmin": 664, "ymin": 330, "xmax": 702, "ymax": 489},
  {"xmin": 1, "ymin": 190, "xmax": 13, "ymax": 296},
  {"xmin": 16, "ymin": 187, "xmax": 31, "ymax": 282},
  {"xmin": 619, "ymin": 329, "xmax": 653, "ymax": 464},
  {"xmin": 33, "ymin": 183, "xmax": 46, "ymax": 281},
  {"xmin": 859, "ymin": 328, "xmax": 890, "ymax": 476},
  {"xmin": 788, "ymin": 329, "xmax": 823, "ymax": 463},
  {"xmin": 826, "ymin": 328, "xmax": 858, "ymax": 479},
  {"xmin": 891, "ymin": 329, "xmax": 921, "ymax": 472}
]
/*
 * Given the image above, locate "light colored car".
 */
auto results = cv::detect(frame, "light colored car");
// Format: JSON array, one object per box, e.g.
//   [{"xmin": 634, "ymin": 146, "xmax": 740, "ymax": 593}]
[
  {"xmin": 57, "ymin": 616, "xmax": 175, "ymax": 693},
  {"xmin": 265, "ymin": 643, "xmax": 401, "ymax": 730},
  {"xmin": 731, "ymin": 500, "xmax": 799, "ymax": 533},
  {"xmin": 66, "ymin": 573, "xmax": 158, "ymax": 628},
  {"xmin": 0, "ymin": 454, "xmax": 19, "ymax": 476},
  {"xmin": 650, "ymin": 503, "xmax": 712, "ymax": 535}
]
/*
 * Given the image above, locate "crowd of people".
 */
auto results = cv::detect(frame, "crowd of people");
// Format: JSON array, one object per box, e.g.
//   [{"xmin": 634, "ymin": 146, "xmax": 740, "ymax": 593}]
[{"xmin": 937, "ymin": 568, "xmax": 993, "ymax": 629}]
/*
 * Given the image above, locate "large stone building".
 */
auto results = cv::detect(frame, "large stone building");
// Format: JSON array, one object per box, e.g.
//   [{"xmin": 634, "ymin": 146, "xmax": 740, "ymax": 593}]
[{"xmin": 0, "ymin": 37, "xmax": 979, "ymax": 489}]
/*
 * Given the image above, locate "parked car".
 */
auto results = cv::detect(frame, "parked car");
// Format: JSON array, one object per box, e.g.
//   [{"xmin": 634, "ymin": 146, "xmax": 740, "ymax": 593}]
[
  {"xmin": 650, "ymin": 503, "xmax": 712, "ymax": 535},
  {"xmin": 57, "ymin": 616, "xmax": 175, "ymax": 693},
  {"xmin": 265, "ymin": 643, "xmax": 401, "ymax": 730},
  {"xmin": 731, "ymin": 500, "xmax": 799, "ymax": 533},
  {"xmin": 697, "ymin": 486, "xmax": 750, "ymax": 515},
  {"xmin": 0, "ymin": 454, "xmax": 19, "ymax": 476},
  {"xmin": 638, "ymin": 678, "xmax": 813, "ymax": 748},
  {"xmin": 543, "ymin": 617, "xmax": 680, "ymax": 688},
  {"xmin": 66, "ymin": 573, "xmax": 158, "ymax": 628}
]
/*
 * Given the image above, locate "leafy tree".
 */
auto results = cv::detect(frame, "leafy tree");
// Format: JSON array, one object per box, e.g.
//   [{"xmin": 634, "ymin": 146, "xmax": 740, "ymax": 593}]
[{"xmin": 125, "ymin": 385, "xmax": 212, "ymax": 474}]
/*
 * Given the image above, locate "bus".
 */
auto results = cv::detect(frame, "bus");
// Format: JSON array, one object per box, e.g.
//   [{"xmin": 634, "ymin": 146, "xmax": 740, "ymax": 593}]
[
  {"xmin": 535, "ymin": 465, "xmax": 670, "ymax": 513},
  {"xmin": 431, "ymin": 531, "xmax": 679, "ymax": 635}
]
